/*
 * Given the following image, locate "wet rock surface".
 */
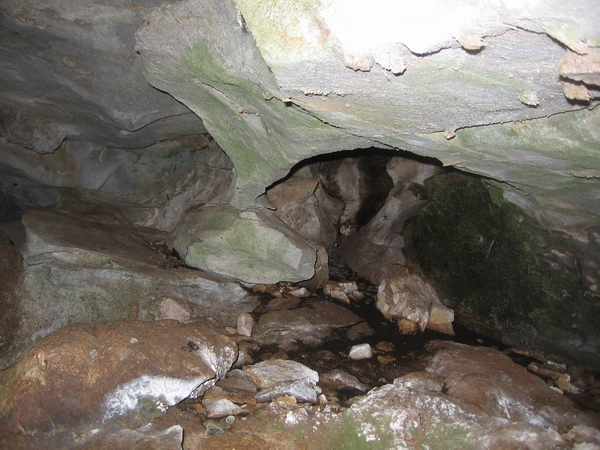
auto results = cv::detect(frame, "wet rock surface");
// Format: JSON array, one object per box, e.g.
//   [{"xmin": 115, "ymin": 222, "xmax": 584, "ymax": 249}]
[
  {"xmin": 2, "ymin": 279, "xmax": 599, "ymax": 449},
  {"xmin": 167, "ymin": 204, "xmax": 317, "ymax": 284},
  {"xmin": 0, "ymin": 320, "xmax": 237, "ymax": 446}
]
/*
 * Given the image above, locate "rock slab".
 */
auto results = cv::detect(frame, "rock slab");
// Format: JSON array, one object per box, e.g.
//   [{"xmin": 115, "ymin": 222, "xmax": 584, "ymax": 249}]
[{"xmin": 0, "ymin": 320, "xmax": 237, "ymax": 445}]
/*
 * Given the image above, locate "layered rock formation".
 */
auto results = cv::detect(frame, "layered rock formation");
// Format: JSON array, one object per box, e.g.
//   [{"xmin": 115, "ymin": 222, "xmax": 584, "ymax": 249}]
[{"xmin": 1, "ymin": 1, "xmax": 600, "ymax": 445}]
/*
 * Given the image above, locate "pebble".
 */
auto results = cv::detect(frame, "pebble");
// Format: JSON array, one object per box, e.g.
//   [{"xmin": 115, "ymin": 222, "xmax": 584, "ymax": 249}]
[
  {"xmin": 323, "ymin": 281, "xmax": 350, "ymax": 304},
  {"xmin": 348, "ymin": 343, "xmax": 373, "ymax": 360},
  {"xmin": 205, "ymin": 422, "xmax": 224, "ymax": 436},
  {"xmin": 202, "ymin": 398, "xmax": 246, "ymax": 418},
  {"xmin": 237, "ymin": 313, "xmax": 254, "ymax": 337},
  {"xmin": 288, "ymin": 287, "xmax": 311, "ymax": 297}
]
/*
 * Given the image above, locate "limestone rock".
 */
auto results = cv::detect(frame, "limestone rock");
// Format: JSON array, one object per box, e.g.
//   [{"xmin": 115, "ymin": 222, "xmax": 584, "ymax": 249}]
[
  {"xmin": 254, "ymin": 301, "xmax": 362, "ymax": 350},
  {"xmin": 244, "ymin": 359, "xmax": 319, "ymax": 389},
  {"xmin": 9, "ymin": 200, "xmax": 257, "ymax": 367},
  {"xmin": 0, "ymin": 320, "xmax": 237, "ymax": 444},
  {"xmin": 167, "ymin": 204, "xmax": 317, "ymax": 284},
  {"xmin": 202, "ymin": 398, "xmax": 247, "ymax": 418},
  {"xmin": 245, "ymin": 359, "xmax": 321, "ymax": 404},
  {"xmin": 0, "ymin": 137, "xmax": 233, "ymax": 232},
  {"xmin": 348, "ymin": 343, "xmax": 373, "ymax": 360},
  {"xmin": 376, "ymin": 272, "xmax": 452, "ymax": 335},
  {"xmin": 0, "ymin": 0, "xmax": 203, "ymax": 147},
  {"xmin": 237, "ymin": 313, "xmax": 255, "ymax": 337},
  {"xmin": 0, "ymin": 230, "xmax": 21, "ymax": 370},
  {"xmin": 0, "ymin": 107, "xmax": 65, "ymax": 154},
  {"xmin": 424, "ymin": 340, "xmax": 600, "ymax": 431},
  {"xmin": 338, "ymin": 156, "xmax": 442, "ymax": 284},
  {"xmin": 255, "ymin": 379, "xmax": 322, "ymax": 404},
  {"xmin": 320, "ymin": 369, "xmax": 369, "ymax": 394}
]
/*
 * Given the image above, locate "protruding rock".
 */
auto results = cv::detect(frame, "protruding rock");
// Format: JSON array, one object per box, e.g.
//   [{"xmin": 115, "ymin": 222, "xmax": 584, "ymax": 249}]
[
  {"xmin": 377, "ymin": 272, "xmax": 454, "ymax": 335},
  {"xmin": 167, "ymin": 204, "xmax": 317, "ymax": 284},
  {"xmin": 254, "ymin": 301, "xmax": 362, "ymax": 349}
]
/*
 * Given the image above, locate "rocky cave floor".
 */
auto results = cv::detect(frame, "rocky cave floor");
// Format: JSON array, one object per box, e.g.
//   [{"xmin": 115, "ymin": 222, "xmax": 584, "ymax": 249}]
[
  {"xmin": 2, "ymin": 234, "xmax": 600, "ymax": 449},
  {"xmin": 93, "ymin": 242, "xmax": 600, "ymax": 448}
]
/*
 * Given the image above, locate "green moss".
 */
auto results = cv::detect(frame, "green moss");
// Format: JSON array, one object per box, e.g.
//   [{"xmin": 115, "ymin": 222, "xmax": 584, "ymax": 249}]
[
  {"xmin": 409, "ymin": 422, "xmax": 472, "ymax": 450},
  {"xmin": 404, "ymin": 172, "xmax": 592, "ymax": 334}
]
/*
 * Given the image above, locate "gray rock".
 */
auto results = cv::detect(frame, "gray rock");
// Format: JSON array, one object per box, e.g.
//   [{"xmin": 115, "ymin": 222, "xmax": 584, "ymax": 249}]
[
  {"xmin": 237, "ymin": 313, "xmax": 254, "ymax": 337},
  {"xmin": 167, "ymin": 204, "xmax": 317, "ymax": 284},
  {"xmin": 0, "ymin": 138, "xmax": 233, "ymax": 232},
  {"xmin": 244, "ymin": 359, "xmax": 319, "ymax": 389},
  {"xmin": 255, "ymin": 379, "xmax": 321, "ymax": 404},
  {"xmin": 320, "ymin": 369, "xmax": 369, "ymax": 394},
  {"xmin": 202, "ymin": 398, "xmax": 246, "ymax": 418},
  {"xmin": 376, "ymin": 273, "xmax": 449, "ymax": 335},
  {"xmin": 0, "ymin": 107, "xmax": 65, "ymax": 155},
  {"xmin": 8, "ymin": 200, "xmax": 257, "ymax": 366},
  {"xmin": 78, "ymin": 424, "xmax": 184, "ymax": 450},
  {"xmin": 216, "ymin": 372, "xmax": 258, "ymax": 394},
  {"xmin": 205, "ymin": 423, "xmax": 224, "ymax": 436},
  {"xmin": 338, "ymin": 157, "xmax": 442, "ymax": 284},
  {"xmin": 0, "ymin": 0, "xmax": 203, "ymax": 147},
  {"xmin": 348, "ymin": 343, "xmax": 373, "ymax": 360}
]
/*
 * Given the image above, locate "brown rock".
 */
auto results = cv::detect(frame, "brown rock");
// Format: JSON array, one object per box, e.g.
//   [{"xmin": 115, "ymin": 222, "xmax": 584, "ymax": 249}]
[
  {"xmin": 0, "ymin": 320, "xmax": 237, "ymax": 442},
  {"xmin": 425, "ymin": 340, "xmax": 600, "ymax": 431}
]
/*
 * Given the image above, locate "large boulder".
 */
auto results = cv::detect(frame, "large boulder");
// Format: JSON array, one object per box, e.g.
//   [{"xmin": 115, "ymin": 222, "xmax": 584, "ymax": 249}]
[
  {"xmin": 0, "ymin": 320, "xmax": 237, "ymax": 447},
  {"xmin": 6, "ymin": 199, "xmax": 257, "ymax": 369},
  {"xmin": 167, "ymin": 204, "xmax": 317, "ymax": 284}
]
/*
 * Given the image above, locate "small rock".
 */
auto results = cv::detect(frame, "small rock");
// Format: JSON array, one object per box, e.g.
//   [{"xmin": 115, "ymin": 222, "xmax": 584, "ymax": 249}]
[
  {"xmin": 287, "ymin": 287, "xmax": 311, "ymax": 297},
  {"xmin": 205, "ymin": 422, "xmax": 224, "ymax": 436},
  {"xmin": 256, "ymin": 379, "xmax": 321, "ymax": 404},
  {"xmin": 518, "ymin": 89, "xmax": 540, "ymax": 107},
  {"xmin": 528, "ymin": 362, "xmax": 563, "ymax": 381},
  {"xmin": 202, "ymin": 398, "xmax": 246, "ymax": 418},
  {"xmin": 323, "ymin": 281, "xmax": 350, "ymax": 304},
  {"xmin": 159, "ymin": 298, "xmax": 191, "ymax": 323},
  {"xmin": 563, "ymin": 424, "xmax": 600, "ymax": 444},
  {"xmin": 457, "ymin": 34, "xmax": 486, "ymax": 51},
  {"xmin": 443, "ymin": 129, "xmax": 456, "ymax": 140},
  {"xmin": 244, "ymin": 359, "xmax": 319, "ymax": 389},
  {"xmin": 375, "ymin": 341, "xmax": 395, "ymax": 352},
  {"xmin": 556, "ymin": 373, "xmax": 582, "ymax": 394},
  {"xmin": 377, "ymin": 355, "xmax": 396, "ymax": 365},
  {"xmin": 348, "ymin": 343, "xmax": 373, "ymax": 360},
  {"xmin": 216, "ymin": 373, "xmax": 258, "ymax": 394},
  {"xmin": 320, "ymin": 369, "xmax": 369, "ymax": 394},
  {"xmin": 237, "ymin": 313, "xmax": 254, "ymax": 337}
]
